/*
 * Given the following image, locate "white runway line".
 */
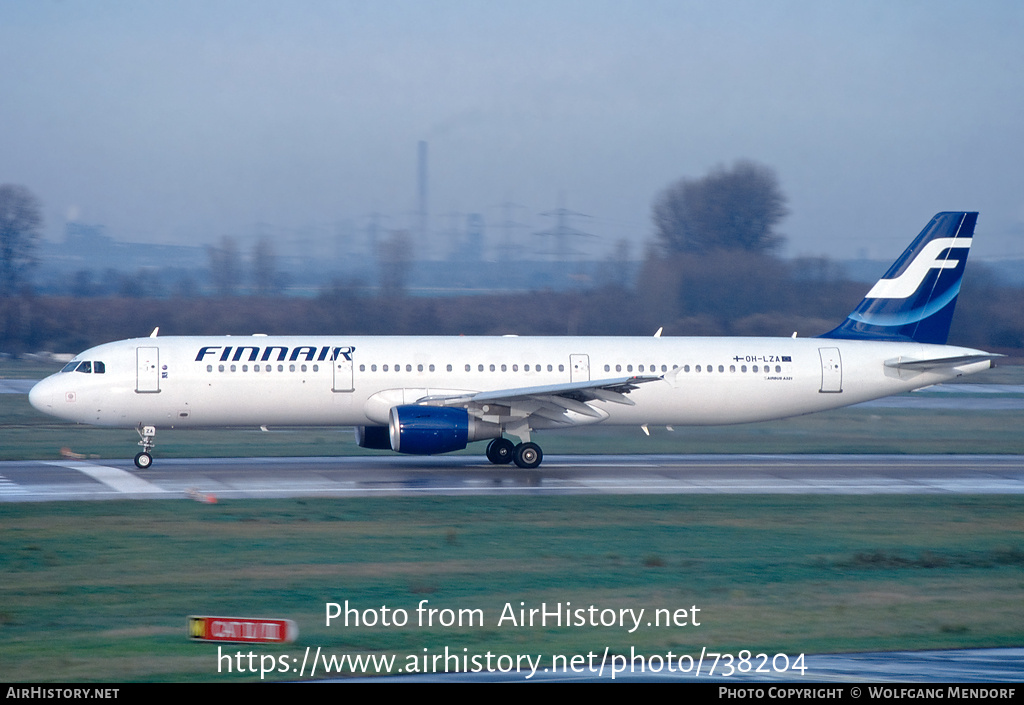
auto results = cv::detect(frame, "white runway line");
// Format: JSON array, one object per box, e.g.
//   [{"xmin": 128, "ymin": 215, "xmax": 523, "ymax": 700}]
[
  {"xmin": 44, "ymin": 461, "xmax": 167, "ymax": 494},
  {"xmin": 0, "ymin": 473, "xmax": 28, "ymax": 496}
]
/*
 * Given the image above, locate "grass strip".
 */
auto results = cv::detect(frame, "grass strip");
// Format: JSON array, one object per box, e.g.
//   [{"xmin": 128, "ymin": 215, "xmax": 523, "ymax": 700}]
[{"xmin": 1, "ymin": 495, "xmax": 1021, "ymax": 681}]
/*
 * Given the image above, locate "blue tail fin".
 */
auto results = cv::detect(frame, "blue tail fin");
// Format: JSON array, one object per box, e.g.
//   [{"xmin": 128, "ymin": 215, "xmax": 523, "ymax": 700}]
[{"xmin": 821, "ymin": 211, "xmax": 977, "ymax": 344}]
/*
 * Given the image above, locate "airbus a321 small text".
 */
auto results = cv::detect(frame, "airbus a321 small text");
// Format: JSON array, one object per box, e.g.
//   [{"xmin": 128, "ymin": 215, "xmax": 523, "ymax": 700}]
[{"xmin": 30, "ymin": 212, "xmax": 997, "ymax": 469}]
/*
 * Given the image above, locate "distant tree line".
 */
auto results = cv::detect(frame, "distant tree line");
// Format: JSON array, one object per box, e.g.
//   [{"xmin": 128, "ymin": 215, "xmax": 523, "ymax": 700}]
[
  {"xmin": 3, "ymin": 262, "xmax": 1020, "ymax": 358},
  {"xmin": 1, "ymin": 167, "xmax": 1022, "ymax": 358}
]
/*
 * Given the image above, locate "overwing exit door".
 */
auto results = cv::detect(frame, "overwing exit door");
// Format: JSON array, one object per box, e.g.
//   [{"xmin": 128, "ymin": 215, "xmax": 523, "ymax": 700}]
[{"xmin": 570, "ymin": 354, "xmax": 590, "ymax": 383}]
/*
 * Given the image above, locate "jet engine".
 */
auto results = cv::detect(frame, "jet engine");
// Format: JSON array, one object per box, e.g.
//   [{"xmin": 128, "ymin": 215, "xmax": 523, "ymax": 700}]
[{"xmin": 387, "ymin": 405, "xmax": 499, "ymax": 455}]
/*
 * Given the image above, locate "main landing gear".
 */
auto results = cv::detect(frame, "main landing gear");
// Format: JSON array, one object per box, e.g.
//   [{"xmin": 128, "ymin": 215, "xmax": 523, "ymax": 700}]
[
  {"xmin": 486, "ymin": 438, "xmax": 543, "ymax": 469},
  {"xmin": 134, "ymin": 425, "xmax": 156, "ymax": 469}
]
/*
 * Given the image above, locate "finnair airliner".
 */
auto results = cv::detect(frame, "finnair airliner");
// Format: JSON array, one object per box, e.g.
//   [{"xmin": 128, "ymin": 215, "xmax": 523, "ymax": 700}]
[{"xmin": 29, "ymin": 212, "xmax": 997, "ymax": 469}]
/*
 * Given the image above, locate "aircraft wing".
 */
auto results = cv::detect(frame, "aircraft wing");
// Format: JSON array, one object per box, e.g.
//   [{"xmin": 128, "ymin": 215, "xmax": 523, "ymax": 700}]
[{"xmin": 414, "ymin": 375, "xmax": 662, "ymax": 425}]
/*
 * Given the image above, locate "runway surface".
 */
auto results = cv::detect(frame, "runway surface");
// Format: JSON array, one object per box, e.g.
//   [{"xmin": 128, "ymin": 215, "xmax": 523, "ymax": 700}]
[{"xmin": 2, "ymin": 453, "xmax": 1023, "ymax": 502}]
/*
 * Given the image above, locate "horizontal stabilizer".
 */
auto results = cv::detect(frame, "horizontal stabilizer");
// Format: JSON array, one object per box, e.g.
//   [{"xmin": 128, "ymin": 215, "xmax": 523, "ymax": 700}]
[{"xmin": 883, "ymin": 354, "xmax": 1001, "ymax": 371}]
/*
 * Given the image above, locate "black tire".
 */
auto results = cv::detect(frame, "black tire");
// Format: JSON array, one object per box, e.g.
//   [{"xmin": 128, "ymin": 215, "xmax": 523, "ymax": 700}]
[
  {"xmin": 134, "ymin": 452, "xmax": 153, "ymax": 469},
  {"xmin": 486, "ymin": 438, "xmax": 515, "ymax": 465},
  {"xmin": 513, "ymin": 442, "xmax": 543, "ymax": 469}
]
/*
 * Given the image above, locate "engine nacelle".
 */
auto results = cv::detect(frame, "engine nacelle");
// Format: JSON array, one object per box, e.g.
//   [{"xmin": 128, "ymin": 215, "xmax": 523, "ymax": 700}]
[
  {"xmin": 355, "ymin": 425, "xmax": 391, "ymax": 450},
  {"xmin": 388, "ymin": 406, "xmax": 499, "ymax": 455}
]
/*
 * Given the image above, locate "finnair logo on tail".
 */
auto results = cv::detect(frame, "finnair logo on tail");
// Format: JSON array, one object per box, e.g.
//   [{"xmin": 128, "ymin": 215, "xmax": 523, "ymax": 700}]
[{"xmin": 865, "ymin": 238, "xmax": 971, "ymax": 299}]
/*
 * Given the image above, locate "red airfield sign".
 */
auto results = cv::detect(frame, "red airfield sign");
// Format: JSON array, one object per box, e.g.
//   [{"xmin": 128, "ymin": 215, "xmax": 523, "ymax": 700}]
[{"xmin": 188, "ymin": 616, "xmax": 298, "ymax": 644}]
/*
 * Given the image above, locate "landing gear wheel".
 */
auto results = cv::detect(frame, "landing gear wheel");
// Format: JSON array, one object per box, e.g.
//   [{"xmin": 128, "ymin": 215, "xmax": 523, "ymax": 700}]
[
  {"xmin": 513, "ymin": 442, "xmax": 543, "ymax": 469},
  {"xmin": 486, "ymin": 438, "xmax": 515, "ymax": 465},
  {"xmin": 134, "ymin": 425, "xmax": 156, "ymax": 468}
]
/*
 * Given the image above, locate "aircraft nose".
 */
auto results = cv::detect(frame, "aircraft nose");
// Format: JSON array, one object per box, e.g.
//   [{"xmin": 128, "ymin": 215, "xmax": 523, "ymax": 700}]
[{"xmin": 28, "ymin": 377, "xmax": 54, "ymax": 414}]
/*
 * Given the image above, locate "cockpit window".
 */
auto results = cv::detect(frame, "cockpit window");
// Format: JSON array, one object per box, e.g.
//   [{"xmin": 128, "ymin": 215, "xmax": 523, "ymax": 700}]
[{"xmin": 62, "ymin": 360, "xmax": 105, "ymax": 373}]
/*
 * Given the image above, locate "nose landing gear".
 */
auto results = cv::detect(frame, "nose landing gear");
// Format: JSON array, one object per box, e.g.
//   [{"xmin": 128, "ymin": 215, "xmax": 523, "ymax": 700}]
[{"xmin": 135, "ymin": 425, "xmax": 156, "ymax": 468}]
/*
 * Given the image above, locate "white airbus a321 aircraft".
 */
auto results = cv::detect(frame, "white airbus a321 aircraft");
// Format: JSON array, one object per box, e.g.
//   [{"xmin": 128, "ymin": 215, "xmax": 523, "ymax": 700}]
[{"xmin": 30, "ymin": 212, "xmax": 997, "ymax": 470}]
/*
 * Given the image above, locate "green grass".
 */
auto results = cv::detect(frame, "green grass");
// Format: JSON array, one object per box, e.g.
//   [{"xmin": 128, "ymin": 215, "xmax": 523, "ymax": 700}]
[{"xmin": 1, "ymin": 496, "xmax": 1022, "ymax": 681}]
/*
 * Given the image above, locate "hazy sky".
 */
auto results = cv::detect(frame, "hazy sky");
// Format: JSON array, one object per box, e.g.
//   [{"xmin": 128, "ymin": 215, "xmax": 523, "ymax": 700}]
[{"xmin": 2, "ymin": 0, "xmax": 1022, "ymax": 261}]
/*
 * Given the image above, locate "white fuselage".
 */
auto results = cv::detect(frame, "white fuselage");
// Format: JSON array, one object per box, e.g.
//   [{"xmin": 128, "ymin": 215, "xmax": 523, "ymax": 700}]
[{"xmin": 28, "ymin": 334, "xmax": 992, "ymax": 431}]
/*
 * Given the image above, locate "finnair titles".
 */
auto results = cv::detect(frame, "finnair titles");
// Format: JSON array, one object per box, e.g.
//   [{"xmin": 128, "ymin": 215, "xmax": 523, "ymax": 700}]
[{"xmin": 29, "ymin": 212, "xmax": 998, "ymax": 470}]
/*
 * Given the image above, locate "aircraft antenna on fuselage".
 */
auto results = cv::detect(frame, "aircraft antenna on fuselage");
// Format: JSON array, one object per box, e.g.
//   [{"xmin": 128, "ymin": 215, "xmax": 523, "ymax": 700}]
[{"xmin": 149, "ymin": 327, "xmax": 159, "ymax": 338}]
